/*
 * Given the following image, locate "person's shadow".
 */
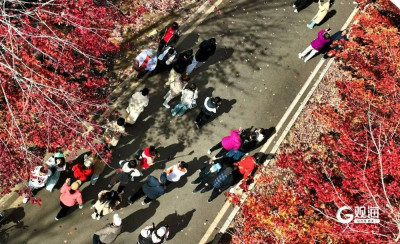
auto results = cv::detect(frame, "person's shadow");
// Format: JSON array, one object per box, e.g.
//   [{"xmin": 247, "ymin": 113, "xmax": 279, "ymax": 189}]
[
  {"xmin": 0, "ymin": 207, "xmax": 28, "ymax": 244},
  {"xmin": 317, "ymin": 9, "xmax": 337, "ymax": 26},
  {"xmin": 175, "ymin": 32, "xmax": 200, "ymax": 53},
  {"xmin": 123, "ymin": 200, "xmax": 160, "ymax": 233},
  {"xmin": 157, "ymin": 209, "xmax": 196, "ymax": 240},
  {"xmin": 192, "ymin": 47, "xmax": 234, "ymax": 75},
  {"xmin": 206, "ymin": 98, "xmax": 237, "ymax": 125}
]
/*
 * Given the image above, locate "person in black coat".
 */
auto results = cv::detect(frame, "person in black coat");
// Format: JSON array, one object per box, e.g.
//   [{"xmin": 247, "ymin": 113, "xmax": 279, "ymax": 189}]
[
  {"xmin": 128, "ymin": 172, "xmax": 167, "ymax": 205},
  {"xmin": 200, "ymin": 166, "xmax": 234, "ymax": 202},
  {"xmin": 293, "ymin": 0, "xmax": 312, "ymax": 13},
  {"xmin": 186, "ymin": 38, "xmax": 216, "ymax": 74},
  {"xmin": 157, "ymin": 22, "xmax": 180, "ymax": 54},
  {"xmin": 165, "ymin": 49, "xmax": 193, "ymax": 87},
  {"xmin": 194, "ymin": 96, "xmax": 222, "ymax": 129},
  {"xmin": 192, "ymin": 160, "xmax": 222, "ymax": 193}
]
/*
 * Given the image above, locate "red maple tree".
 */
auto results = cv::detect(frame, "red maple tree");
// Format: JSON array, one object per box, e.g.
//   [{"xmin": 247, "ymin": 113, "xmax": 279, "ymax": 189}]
[{"xmin": 231, "ymin": 0, "xmax": 400, "ymax": 242}]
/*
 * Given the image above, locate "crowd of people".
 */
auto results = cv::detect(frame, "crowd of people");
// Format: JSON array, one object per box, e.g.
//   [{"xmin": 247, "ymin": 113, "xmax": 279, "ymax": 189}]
[{"xmin": 18, "ymin": 1, "xmax": 349, "ymax": 242}]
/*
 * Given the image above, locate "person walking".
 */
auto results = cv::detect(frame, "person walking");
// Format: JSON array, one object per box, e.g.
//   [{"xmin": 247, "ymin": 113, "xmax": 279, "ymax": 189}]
[
  {"xmin": 92, "ymin": 213, "xmax": 122, "ymax": 244},
  {"xmin": 164, "ymin": 161, "xmax": 188, "ymax": 186},
  {"xmin": 136, "ymin": 146, "xmax": 160, "ymax": 170},
  {"xmin": 138, "ymin": 223, "xmax": 170, "ymax": 244},
  {"xmin": 55, "ymin": 178, "xmax": 83, "ymax": 220},
  {"xmin": 157, "ymin": 22, "xmax": 180, "ymax": 54},
  {"xmin": 162, "ymin": 74, "xmax": 190, "ymax": 109},
  {"xmin": 108, "ymin": 159, "xmax": 142, "ymax": 194},
  {"xmin": 200, "ymin": 166, "xmax": 234, "ymax": 202},
  {"xmin": 298, "ymin": 28, "xmax": 331, "ymax": 62},
  {"xmin": 171, "ymin": 83, "xmax": 198, "ymax": 117},
  {"xmin": 128, "ymin": 172, "xmax": 167, "ymax": 206},
  {"xmin": 208, "ymin": 127, "xmax": 243, "ymax": 160},
  {"xmin": 307, "ymin": 0, "xmax": 331, "ymax": 29},
  {"xmin": 192, "ymin": 160, "xmax": 222, "ymax": 193},
  {"xmin": 165, "ymin": 49, "xmax": 193, "ymax": 87},
  {"xmin": 45, "ymin": 151, "xmax": 66, "ymax": 192},
  {"xmin": 134, "ymin": 49, "xmax": 158, "ymax": 77},
  {"xmin": 194, "ymin": 96, "xmax": 222, "ymax": 129},
  {"xmin": 103, "ymin": 117, "xmax": 127, "ymax": 148},
  {"xmin": 323, "ymin": 29, "xmax": 349, "ymax": 59},
  {"xmin": 89, "ymin": 153, "xmax": 106, "ymax": 186},
  {"xmin": 293, "ymin": 0, "xmax": 312, "ymax": 13},
  {"xmin": 186, "ymin": 38, "xmax": 216, "ymax": 75},
  {"xmin": 233, "ymin": 154, "xmax": 260, "ymax": 180},
  {"xmin": 72, "ymin": 158, "xmax": 94, "ymax": 182},
  {"xmin": 22, "ymin": 165, "xmax": 52, "ymax": 203},
  {"xmin": 91, "ymin": 190, "xmax": 121, "ymax": 220},
  {"xmin": 157, "ymin": 46, "xmax": 177, "ymax": 71},
  {"xmin": 126, "ymin": 88, "xmax": 150, "ymax": 125}
]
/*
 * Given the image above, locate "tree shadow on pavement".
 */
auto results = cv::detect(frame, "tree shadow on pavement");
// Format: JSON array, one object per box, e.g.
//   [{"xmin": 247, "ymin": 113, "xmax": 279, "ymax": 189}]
[
  {"xmin": 157, "ymin": 209, "xmax": 196, "ymax": 240},
  {"xmin": 0, "ymin": 207, "xmax": 27, "ymax": 243},
  {"xmin": 175, "ymin": 32, "xmax": 200, "ymax": 52},
  {"xmin": 123, "ymin": 200, "xmax": 161, "ymax": 233}
]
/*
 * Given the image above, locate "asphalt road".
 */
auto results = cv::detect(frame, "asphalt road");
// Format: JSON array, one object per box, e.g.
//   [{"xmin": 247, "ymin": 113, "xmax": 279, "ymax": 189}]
[{"xmin": 0, "ymin": 0, "xmax": 356, "ymax": 243}]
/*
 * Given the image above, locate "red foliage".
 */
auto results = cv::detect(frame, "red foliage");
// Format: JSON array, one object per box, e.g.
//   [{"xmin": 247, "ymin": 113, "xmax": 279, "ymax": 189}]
[
  {"xmin": 231, "ymin": 0, "xmax": 400, "ymax": 242},
  {"xmin": 0, "ymin": 0, "xmax": 128, "ymax": 194}
]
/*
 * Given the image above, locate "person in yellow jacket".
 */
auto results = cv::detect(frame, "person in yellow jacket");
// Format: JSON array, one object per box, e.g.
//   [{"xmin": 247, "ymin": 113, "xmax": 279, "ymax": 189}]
[{"xmin": 307, "ymin": 0, "xmax": 331, "ymax": 29}]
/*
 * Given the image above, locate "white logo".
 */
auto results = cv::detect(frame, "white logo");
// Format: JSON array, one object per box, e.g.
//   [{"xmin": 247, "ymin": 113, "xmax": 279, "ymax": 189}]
[{"xmin": 336, "ymin": 206, "xmax": 380, "ymax": 224}]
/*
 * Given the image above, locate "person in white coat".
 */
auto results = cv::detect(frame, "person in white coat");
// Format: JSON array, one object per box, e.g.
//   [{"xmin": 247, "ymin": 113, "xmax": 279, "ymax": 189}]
[
  {"xmin": 135, "ymin": 49, "xmax": 158, "ymax": 77},
  {"xmin": 162, "ymin": 74, "xmax": 190, "ymax": 109},
  {"xmin": 171, "ymin": 83, "xmax": 198, "ymax": 117},
  {"xmin": 164, "ymin": 161, "xmax": 188, "ymax": 186},
  {"xmin": 126, "ymin": 88, "xmax": 150, "ymax": 124},
  {"xmin": 23, "ymin": 166, "xmax": 52, "ymax": 203}
]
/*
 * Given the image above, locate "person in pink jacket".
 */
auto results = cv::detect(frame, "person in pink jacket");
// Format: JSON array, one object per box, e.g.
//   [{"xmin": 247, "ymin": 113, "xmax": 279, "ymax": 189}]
[
  {"xmin": 208, "ymin": 127, "xmax": 242, "ymax": 160},
  {"xmin": 298, "ymin": 28, "xmax": 331, "ymax": 62},
  {"xmin": 55, "ymin": 178, "xmax": 83, "ymax": 220}
]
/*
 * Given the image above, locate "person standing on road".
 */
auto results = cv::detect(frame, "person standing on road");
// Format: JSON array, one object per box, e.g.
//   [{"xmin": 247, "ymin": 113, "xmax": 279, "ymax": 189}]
[
  {"xmin": 126, "ymin": 88, "xmax": 150, "ymax": 125},
  {"xmin": 55, "ymin": 178, "xmax": 83, "ymax": 220},
  {"xmin": 134, "ymin": 49, "xmax": 158, "ymax": 78},
  {"xmin": 171, "ymin": 83, "xmax": 198, "ymax": 117},
  {"xmin": 103, "ymin": 117, "xmax": 127, "ymax": 148},
  {"xmin": 208, "ymin": 128, "xmax": 243, "ymax": 160},
  {"xmin": 192, "ymin": 160, "xmax": 222, "ymax": 193},
  {"xmin": 307, "ymin": 0, "xmax": 331, "ymax": 29},
  {"xmin": 128, "ymin": 172, "xmax": 167, "ymax": 206},
  {"xmin": 164, "ymin": 161, "xmax": 188, "ymax": 186},
  {"xmin": 157, "ymin": 46, "xmax": 177, "ymax": 71},
  {"xmin": 108, "ymin": 159, "xmax": 142, "ymax": 194},
  {"xmin": 298, "ymin": 28, "xmax": 331, "ymax": 62},
  {"xmin": 194, "ymin": 96, "xmax": 222, "ymax": 129},
  {"xmin": 162, "ymin": 74, "xmax": 190, "ymax": 109},
  {"xmin": 72, "ymin": 158, "xmax": 94, "ymax": 182},
  {"xmin": 22, "ymin": 165, "xmax": 52, "ymax": 203},
  {"xmin": 45, "ymin": 151, "xmax": 66, "ymax": 192},
  {"xmin": 138, "ymin": 223, "xmax": 170, "ymax": 244},
  {"xmin": 89, "ymin": 153, "xmax": 106, "ymax": 186},
  {"xmin": 157, "ymin": 22, "xmax": 180, "ymax": 54},
  {"xmin": 323, "ymin": 29, "xmax": 349, "ymax": 59},
  {"xmin": 293, "ymin": 0, "xmax": 312, "ymax": 13},
  {"xmin": 200, "ymin": 166, "xmax": 234, "ymax": 202},
  {"xmin": 165, "ymin": 49, "xmax": 193, "ymax": 87},
  {"xmin": 93, "ymin": 213, "xmax": 122, "ymax": 244},
  {"xmin": 91, "ymin": 190, "xmax": 121, "ymax": 220},
  {"xmin": 136, "ymin": 146, "xmax": 160, "ymax": 170},
  {"xmin": 186, "ymin": 38, "xmax": 217, "ymax": 75}
]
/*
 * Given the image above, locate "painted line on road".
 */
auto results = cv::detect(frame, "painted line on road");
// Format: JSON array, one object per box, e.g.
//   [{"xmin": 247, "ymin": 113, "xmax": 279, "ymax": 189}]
[
  {"xmin": 183, "ymin": 0, "xmax": 224, "ymax": 35},
  {"xmin": 199, "ymin": 6, "xmax": 360, "ymax": 243}
]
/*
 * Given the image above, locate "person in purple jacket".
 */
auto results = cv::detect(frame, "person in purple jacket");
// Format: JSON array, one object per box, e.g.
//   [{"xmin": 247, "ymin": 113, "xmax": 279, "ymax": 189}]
[
  {"xmin": 298, "ymin": 28, "xmax": 331, "ymax": 62},
  {"xmin": 208, "ymin": 127, "xmax": 243, "ymax": 160}
]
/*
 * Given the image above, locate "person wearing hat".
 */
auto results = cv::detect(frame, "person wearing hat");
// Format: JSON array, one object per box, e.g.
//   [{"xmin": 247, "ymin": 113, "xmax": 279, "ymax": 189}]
[
  {"xmin": 72, "ymin": 157, "xmax": 94, "ymax": 182},
  {"xmin": 93, "ymin": 213, "xmax": 122, "ymax": 244},
  {"xmin": 45, "ymin": 151, "xmax": 66, "ymax": 192},
  {"xmin": 128, "ymin": 172, "xmax": 167, "ymax": 206},
  {"xmin": 138, "ymin": 223, "xmax": 169, "ymax": 244},
  {"xmin": 22, "ymin": 165, "xmax": 52, "ymax": 203},
  {"xmin": 55, "ymin": 178, "xmax": 83, "ymax": 220},
  {"xmin": 126, "ymin": 88, "xmax": 150, "ymax": 125}
]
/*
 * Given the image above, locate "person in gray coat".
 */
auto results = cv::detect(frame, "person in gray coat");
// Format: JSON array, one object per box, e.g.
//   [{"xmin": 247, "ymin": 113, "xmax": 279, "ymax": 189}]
[
  {"xmin": 92, "ymin": 213, "xmax": 122, "ymax": 244},
  {"xmin": 128, "ymin": 172, "xmax": 167, "ymax": 206}
]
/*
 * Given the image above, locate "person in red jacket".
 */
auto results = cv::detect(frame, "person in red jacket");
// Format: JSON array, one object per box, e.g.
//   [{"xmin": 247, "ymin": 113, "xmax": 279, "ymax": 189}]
[
  {"xmin": 208, "ymin": 127, "xmax": 243, "ymax": 160},
  {"xmin": 72, "ymin": 159, "xmax": 94, "ymax": 182},
  {"xmin": 234, "ymin": 153, "xmax": 265, "ymax": 180},
  {"xmin": 137, "ymin": 146, "xmax": 160, "ymax": 170}
]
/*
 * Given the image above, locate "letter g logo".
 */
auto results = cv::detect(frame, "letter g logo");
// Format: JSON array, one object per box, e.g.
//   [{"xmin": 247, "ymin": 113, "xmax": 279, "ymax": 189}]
[{"xmin": 336, "ymin": 206, "xmax": 353, "ymax": 224}]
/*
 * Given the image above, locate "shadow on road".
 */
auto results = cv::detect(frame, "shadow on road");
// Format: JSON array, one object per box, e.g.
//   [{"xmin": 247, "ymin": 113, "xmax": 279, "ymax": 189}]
[{"xmin": 157, "ymin": 209, "xmax": 196, "ymax": 240}]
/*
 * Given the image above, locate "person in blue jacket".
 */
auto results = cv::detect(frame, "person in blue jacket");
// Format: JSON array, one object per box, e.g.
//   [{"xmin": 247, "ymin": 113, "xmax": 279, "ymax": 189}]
[{"xmin": 128, "ymin": 172, "xmax": 167, "ymax": 206}]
